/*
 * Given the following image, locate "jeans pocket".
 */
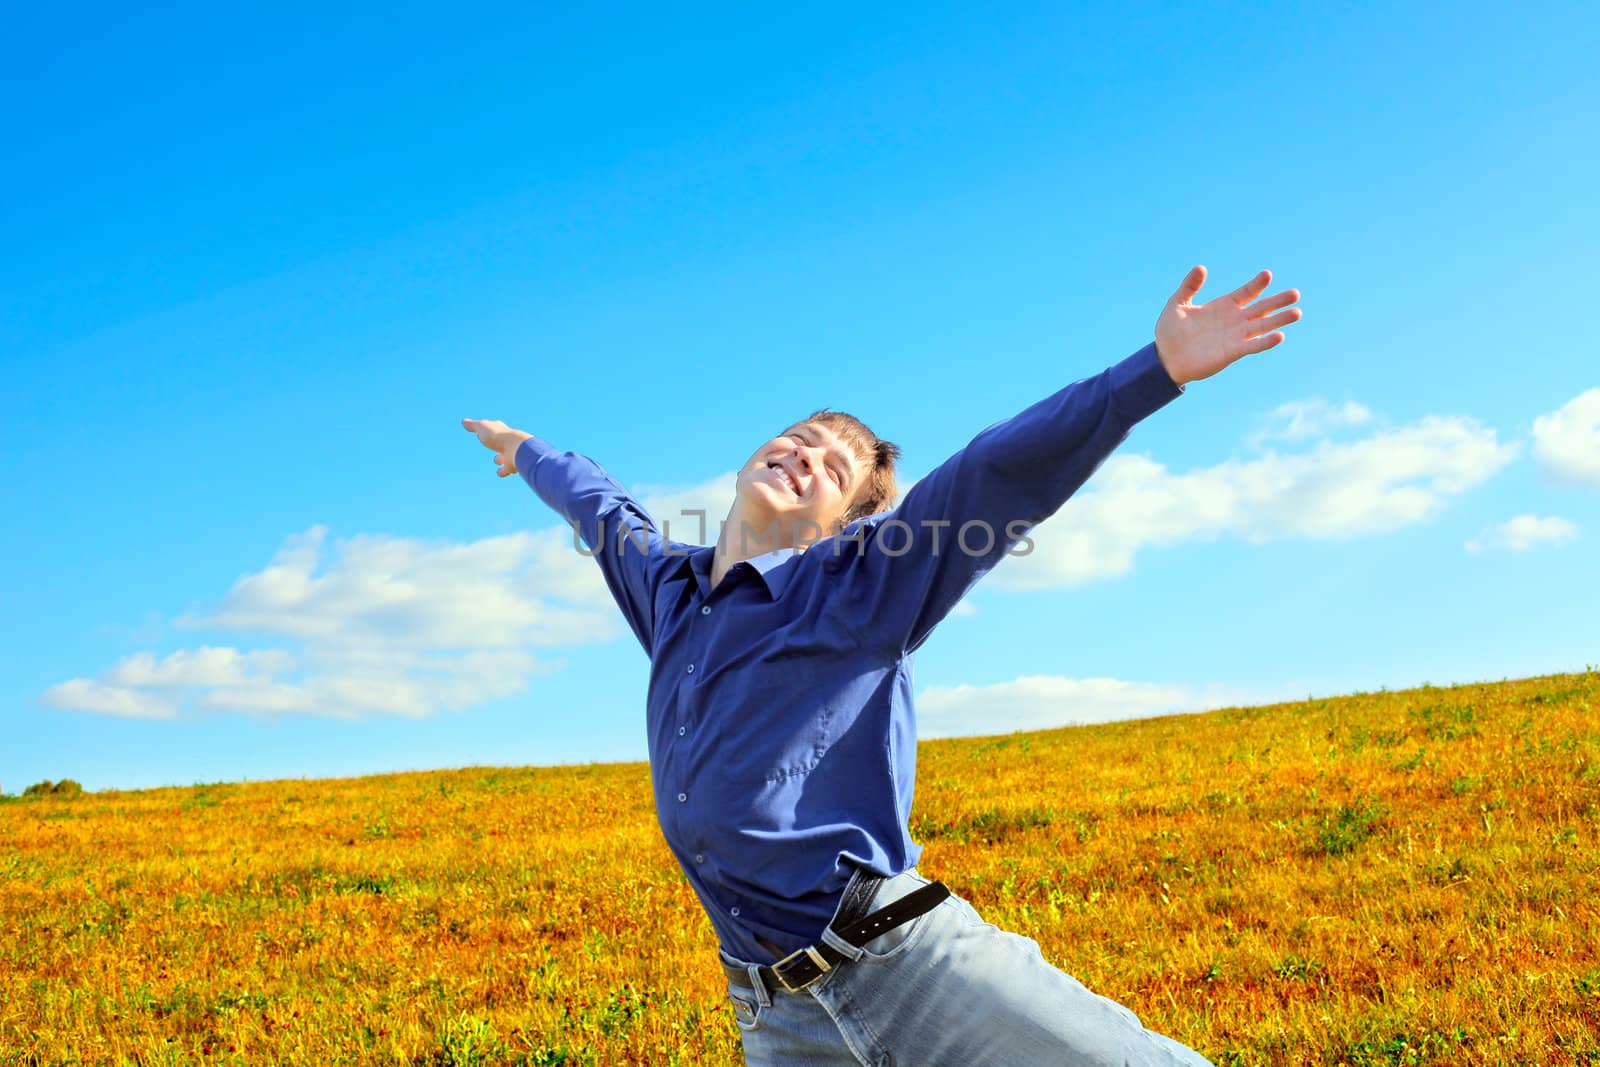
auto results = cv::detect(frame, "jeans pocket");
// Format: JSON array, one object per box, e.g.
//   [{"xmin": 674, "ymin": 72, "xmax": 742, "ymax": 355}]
[
  {"xmin": 727, "ymin": 983, "xmax": 765, "ymax": 1031},
  {"xmin": 854, "ymin": 898, "xmax": 941, "ymax": 962}
]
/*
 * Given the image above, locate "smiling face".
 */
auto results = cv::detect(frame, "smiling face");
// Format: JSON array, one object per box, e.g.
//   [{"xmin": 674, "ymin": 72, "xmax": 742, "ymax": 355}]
[{"xmin": 733, "ymin": 419, "xmax": 866, "ymax": 547}]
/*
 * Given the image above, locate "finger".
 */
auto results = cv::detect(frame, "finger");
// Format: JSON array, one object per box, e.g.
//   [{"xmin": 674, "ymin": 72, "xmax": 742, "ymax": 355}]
[
  {"xmin": 1240, "ymin": 330, "xmax": 1286, "ymax": 355},
  {"xmin": 1227, "ymin": 269, "xmax": 1272, "ymax": 307},
  {"xmin": 1243, "ymin": 307, "xmax": 1303, "ymax": 337},
  {"xmin": 1244, "ymin": 289, "xmax": 1301, "ymax": 319},
  {"xmin": 1169, "ymin": 265, "xmax": 1206, "ymax": 306}
]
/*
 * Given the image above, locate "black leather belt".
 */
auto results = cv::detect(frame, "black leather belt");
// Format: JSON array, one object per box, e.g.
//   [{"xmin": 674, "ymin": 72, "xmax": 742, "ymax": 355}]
[{"xmin": 726, "ymin": 878, "xmax": 951, "ymax": 994}]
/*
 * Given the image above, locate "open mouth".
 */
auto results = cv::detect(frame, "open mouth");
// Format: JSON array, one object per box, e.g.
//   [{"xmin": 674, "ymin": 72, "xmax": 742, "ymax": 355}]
[{"xmin": 766, "ymin": 461, "xmax": 802, "ymax": 497}]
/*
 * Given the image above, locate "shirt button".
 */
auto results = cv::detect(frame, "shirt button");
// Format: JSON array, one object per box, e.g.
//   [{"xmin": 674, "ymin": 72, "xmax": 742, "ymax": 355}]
[
  {"xmin": 701, "ymin": 605, "xmax": 712, "ymax": 615},
  {"xmin": 686, "ymin": 664, "xmax": 695, "ymax": 674},
  {"xmin": 677, "ymin": 792, "xmax": 687, "ymax": 803},
  {"xmin": 678, "ymin": 725, "xmax": 686, "ymax": 736},
  {"xmin": 731, "ymin": 907, "xmax": 740, "ymax": 917},
  {"xmin": 695, "ymin": 853, "xmax": 704, "ymax": 863}
]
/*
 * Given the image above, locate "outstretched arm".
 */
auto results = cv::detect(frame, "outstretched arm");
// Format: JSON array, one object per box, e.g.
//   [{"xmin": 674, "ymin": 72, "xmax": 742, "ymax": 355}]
[
  {"xmin": 837, "ymin": 266, "xmax": 1302, "ymax": 658},
  {"xmin": 462, "ymin": 418, "xmax": 666, "ymax": 656}
]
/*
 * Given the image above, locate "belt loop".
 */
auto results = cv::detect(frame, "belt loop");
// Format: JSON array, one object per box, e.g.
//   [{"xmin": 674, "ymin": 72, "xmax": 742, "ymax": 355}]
[
  {"xmin": 820, "ymin": 924, "xmax": 865, "ymax": 960},
  {"xmin": 745, "ymin": 963, "xmax": 772, "ymax": 1006}
]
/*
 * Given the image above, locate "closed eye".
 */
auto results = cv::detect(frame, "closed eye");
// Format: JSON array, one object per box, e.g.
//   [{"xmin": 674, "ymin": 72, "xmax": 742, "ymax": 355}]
[{"xmin": 789, "ymin": 433, "xmax": 843, "ymax": 488}]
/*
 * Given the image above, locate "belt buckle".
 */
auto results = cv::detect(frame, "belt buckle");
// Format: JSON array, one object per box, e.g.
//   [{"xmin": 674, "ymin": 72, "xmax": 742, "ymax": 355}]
[{"xmin": 772, "ymin": 944, "xmax": 832, "ymax": 992}]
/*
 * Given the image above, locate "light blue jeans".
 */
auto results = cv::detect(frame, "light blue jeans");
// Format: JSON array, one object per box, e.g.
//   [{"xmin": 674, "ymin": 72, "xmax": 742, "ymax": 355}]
[{"xmin": 719, "ymin": 866, "xmax": 1215, "ymax": 1066}]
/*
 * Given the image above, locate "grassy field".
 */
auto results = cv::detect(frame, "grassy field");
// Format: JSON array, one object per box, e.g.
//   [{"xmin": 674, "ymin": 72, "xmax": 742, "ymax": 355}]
[{"xmin": 3, "ymin": 668, "xmax": 1597, "ymax": 1065}]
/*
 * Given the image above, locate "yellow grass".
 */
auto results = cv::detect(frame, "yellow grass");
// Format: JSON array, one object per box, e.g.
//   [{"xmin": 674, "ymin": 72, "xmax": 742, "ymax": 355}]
[{"xmin": 3, "ymin": 669, "xmax": 1597, "ymax": 1065}]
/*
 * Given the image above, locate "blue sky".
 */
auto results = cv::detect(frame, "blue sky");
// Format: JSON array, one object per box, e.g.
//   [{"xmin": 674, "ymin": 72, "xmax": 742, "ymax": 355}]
[{"xmin": 4, "ymin": 2, "xmax": 1597, "ymax": 794}]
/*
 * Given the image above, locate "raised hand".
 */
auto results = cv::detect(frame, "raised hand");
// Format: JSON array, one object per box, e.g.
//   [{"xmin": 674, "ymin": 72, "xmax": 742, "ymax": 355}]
[
  {"xmin": 462, "ymin": 418, "xmax": 534, "ymax": 478},
  {"xmin": 1154, "ymin": 267, "xmax": 1303, "ymax": 387}
]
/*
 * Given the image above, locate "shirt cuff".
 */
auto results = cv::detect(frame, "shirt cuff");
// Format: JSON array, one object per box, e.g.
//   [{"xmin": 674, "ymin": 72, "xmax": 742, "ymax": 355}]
[
  {"xmin": 516, "ymin": 434, "xmax": 552, "ymax": 470},
  {"xmin": 1109, "ymin": 341, "xmax": 1186, "ymax": 424},
  {"xmin": 515, "ymin": 435, "xmax": 560, "ymax": 496}
]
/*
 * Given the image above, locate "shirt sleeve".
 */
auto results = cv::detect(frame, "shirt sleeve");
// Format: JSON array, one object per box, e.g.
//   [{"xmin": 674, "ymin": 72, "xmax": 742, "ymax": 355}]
[
  {"xmin": 515, "ymin": 435, "xmax": 665, "ymax": 656},
  {"xmin": 835, "ymin": 341, "xmax": 1185, "ymax": 657}
]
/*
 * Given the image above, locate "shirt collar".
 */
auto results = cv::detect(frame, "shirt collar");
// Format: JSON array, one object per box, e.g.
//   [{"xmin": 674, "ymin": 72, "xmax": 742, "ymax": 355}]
[{"xmin": 677, "ymin": 543, "xmax": 804, "ymax": 600}]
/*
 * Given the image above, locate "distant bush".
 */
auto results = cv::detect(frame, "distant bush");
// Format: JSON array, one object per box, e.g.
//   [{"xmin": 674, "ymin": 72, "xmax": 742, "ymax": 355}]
[{"xmin": 22, "ymin": 779, "xmax": 84, "ymax": 798}]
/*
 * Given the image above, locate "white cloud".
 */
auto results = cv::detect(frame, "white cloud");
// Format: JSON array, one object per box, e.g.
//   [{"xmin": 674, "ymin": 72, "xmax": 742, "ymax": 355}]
[
  {"xmin": 46, "ymin": 520, "xmax": 619, "ymax": 721},
  {"xmin": 192, "ymin": 647, "xmax": 548, "ymax": 720},
  {"xmin": 173, "ymin": 525, "xmax": 618, "ymax": 650},
  {"xmin": 105, "ymin": 646, "xmax": 297, "ymax": 688},
  {"xmin": 914, "ymin": 674, "xmax": 1281, "ymax": 739},
  {"xmin": 1532, "ymin": 388, "xmax": 1600, "ymax": 487},
  {"xmin": 1247, "ymin": 397, "xmax": 1373, "ymax": 447},
  {"xmin": 1464, "ymin": 514, "xmax": 1579, "ymax": 553},
  {"xmin": 39, "ymin": 679, "xmax": 180, "ymax": 720},
  {"xmin": 992, "ymin": 413, "xmax": 1521, "ymax": 590},
  {"xmin": 197, "ymin": 682, "xmax": 319, "ymax": 716},
  {"xmin": 45, "ymin": 470, "xmax": 749, "ymax": 723}
]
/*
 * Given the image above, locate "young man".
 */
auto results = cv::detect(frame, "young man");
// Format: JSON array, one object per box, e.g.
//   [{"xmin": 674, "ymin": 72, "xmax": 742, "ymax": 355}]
[{"xmin": 464, "ymin": 266, "xmax": 1301, "ymax": 1065}]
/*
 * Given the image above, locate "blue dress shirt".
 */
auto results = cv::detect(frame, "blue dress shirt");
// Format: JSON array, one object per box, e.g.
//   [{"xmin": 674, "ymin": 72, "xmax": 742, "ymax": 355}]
[{"xmin": 516, "ymin": 341, "xmax": 1184, "ymax": 964}]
